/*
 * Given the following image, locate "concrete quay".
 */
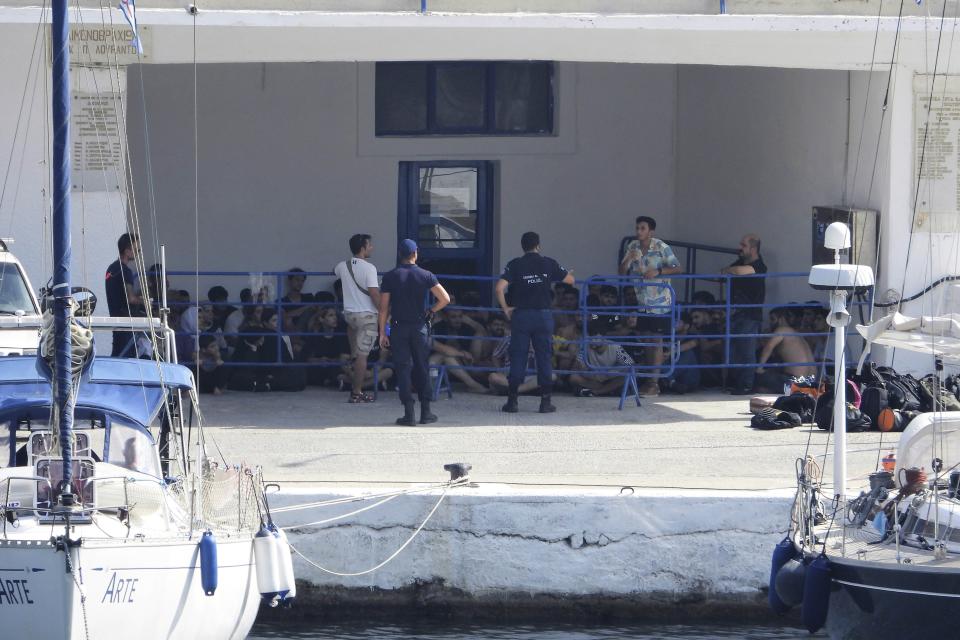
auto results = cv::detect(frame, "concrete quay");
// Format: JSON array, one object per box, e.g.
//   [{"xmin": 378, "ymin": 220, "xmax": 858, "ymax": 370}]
[{"xmin": 203, "ymin": 388, "xmax": 893, "ymax": 617}]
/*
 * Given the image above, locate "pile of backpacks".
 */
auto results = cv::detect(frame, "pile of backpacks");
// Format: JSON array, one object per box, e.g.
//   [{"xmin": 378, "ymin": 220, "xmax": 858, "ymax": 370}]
[{"xmin": 750, "ymin": 363, "xmax": 960, "ymax": 431}]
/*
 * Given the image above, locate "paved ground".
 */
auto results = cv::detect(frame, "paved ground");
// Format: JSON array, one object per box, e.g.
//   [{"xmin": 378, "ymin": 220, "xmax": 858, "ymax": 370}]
[{"xmin": 201, "ymin": 387, "xmax": 895, "ymax": 491}]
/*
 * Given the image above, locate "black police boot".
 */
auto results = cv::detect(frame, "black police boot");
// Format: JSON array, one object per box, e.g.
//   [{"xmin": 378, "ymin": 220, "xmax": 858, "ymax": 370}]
[
  {"xmin": 502, "ymin": 393, "xmax": 519, "ymax": 413},
  {"xmin": 539, "ymin": 394, "xmax": 557, "ymax": 414},
  {"xmin": 419, "ymin": 399, "xmax": 438, "ymax": 424},
  {"xmin": 396, "ymin": 401, "xmax": 417, "ymax": 426}
]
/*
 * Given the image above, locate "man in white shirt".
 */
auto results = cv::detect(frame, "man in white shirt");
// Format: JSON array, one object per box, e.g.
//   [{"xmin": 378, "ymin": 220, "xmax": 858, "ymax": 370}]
[{"xmin": 334, "ymin": 234, "xmax": 381, "ymax": 403}]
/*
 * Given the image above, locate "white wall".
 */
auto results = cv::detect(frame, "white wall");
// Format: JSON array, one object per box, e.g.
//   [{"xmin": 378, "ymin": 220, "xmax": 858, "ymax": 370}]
[
  {"xmin": 127, "ymin": 61, "xmax": 877, "ymax": 309},
  {"xmin": 674, "ymin": 66, "xmax": 887, "ymax": 311},
  {"xmin": 0, "ymin": 24, "xmax": 128, "ymax": 314},
  {"xmin": 126, "ymin": 61, "xmax": 679, "ymax": 298}
]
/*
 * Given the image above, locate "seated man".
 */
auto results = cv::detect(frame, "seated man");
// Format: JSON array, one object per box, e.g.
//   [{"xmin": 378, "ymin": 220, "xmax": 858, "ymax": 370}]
[
  {"xmin": 755, "ymin": 307, "xmax": 817, "ymax": 393},
  {"xmin": 279, "ymin": 268, "xmax": 315, "ymax": 334},
  {"xmin": 553, "ymin": 283, "xmax": 580, "ymax": 330},
  {"xmin": 568, "ymin": 320, "xmax": 636, "ymax": 397},
  {"xmin": 429, "ymin": 304, "xmax": 488, "ymax": 393},
  {"xmin": 553, "ymin": 322, "xmax": 581, "ymax": 372},
  {"xmin": 689, "ymin": 307, "xmax": 724, "ymax": 388},
  {"xmin": 473, "ymin": 313, "xmax": 509, "ymax": 386},
  {"xmin": 301, "ymin": 306, "xmax": 350, "ymax": 386},
  {"xmin": 663, "ymin": 313, "xmax": 699, "ymax": 394},
  {"xmin": 223, "ymin": 288, "xmax": 253, "ymax": 355},
  {"xmin": 487, "ymin": 331, "xmax": 555, "ymax": 395}
]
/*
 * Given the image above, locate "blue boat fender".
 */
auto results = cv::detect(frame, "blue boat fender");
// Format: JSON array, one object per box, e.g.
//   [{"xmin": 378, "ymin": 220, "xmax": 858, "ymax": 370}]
[
  {"xmin": 774, "ymin": 557, "xmax": 806, "ymax": 609},
  {"xmin": 199, "ymin": 530, "xmax": 218, "ymax": 596},
  {"xmin": 801, "ymin": 554, "xmax": 831, "ymax": 633},
  {"xmin": 768, "ymin": 537, "xmax": 798, "ymax": 614}
]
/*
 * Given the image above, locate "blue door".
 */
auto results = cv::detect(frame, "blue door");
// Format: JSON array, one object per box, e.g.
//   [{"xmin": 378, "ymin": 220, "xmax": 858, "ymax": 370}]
[{"xmin": 398, "ymin": 161, "xmax": 495, "ymax": 302}]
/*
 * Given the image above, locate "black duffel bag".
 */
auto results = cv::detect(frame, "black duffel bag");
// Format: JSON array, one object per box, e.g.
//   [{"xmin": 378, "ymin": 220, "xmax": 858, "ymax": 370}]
[{"xmin": 815, "ymin": 392, "xmax": 872, "ymax": 432}]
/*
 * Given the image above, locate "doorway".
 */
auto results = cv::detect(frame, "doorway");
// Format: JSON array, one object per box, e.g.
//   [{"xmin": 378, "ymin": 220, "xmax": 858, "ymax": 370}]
[{"xmin": 398, "ymin": 161, "xmax": 495, "ymax": 303}]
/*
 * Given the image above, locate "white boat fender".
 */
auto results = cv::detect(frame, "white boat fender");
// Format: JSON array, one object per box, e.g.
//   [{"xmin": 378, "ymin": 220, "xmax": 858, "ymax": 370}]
[
  {"xmin": 774, "ymin": 557, "xmax": 806, "ymax": 609},
  {"xmin": 768, "ymin": 537, "xmax": 797, "ymax": 614},
  {"xmin": 270, "ymin": 525, "xmax": 297, "ymax": 604},
  {"xmin": 199, "ymin": 530, "xmax": 217, "ymax": 596},
  {"xmin": 254, "ymin": 525, "xmax": 284, "ymax": 606},
  {"xmin": 801, "ymin": 554, "xmax": 831, "ymax": 633}
]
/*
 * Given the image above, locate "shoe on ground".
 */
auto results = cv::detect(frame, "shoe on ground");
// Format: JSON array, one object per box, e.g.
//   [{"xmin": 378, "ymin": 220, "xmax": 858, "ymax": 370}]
[
  {"xmin": 575, "ymin": 387, "xmax": 594, "ymax": 398},
  {"xmin": 638, "ymin": 382, "xmax": 660, "ymax": 397},
  {"xmin": 395, "ymin": 415, "xmax": 417, "ymax": 426},
  {"xmin": 420, "ymin": 411, "xmax": 438, "ymax": 424},
  {"xmin": 502, "ymin": 398, "xmax": 519, "ymax": 413},
  {"xmin": 539, "ymin": 398, "xmax": 557, "ymax": 413}
]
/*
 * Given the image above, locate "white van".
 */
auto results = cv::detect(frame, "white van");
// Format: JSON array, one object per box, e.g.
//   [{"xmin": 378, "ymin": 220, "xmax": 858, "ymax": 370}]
[{"xmin": 0, "ymin": 239, "xmax": 41, "ymax": 356}]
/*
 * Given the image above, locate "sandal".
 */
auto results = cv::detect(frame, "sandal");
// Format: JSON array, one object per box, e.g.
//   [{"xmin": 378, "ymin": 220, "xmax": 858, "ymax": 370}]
[{"xmin": 348, "ymin": 392, "xmax": 375, "ymax": 404}]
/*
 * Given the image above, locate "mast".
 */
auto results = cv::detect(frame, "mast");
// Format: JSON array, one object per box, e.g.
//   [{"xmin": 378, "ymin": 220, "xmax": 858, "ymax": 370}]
[
  {"xmin": 808, "ymin": 222, "xmax": 874, "ymax": 503},
  {"xmin": 51, "ymin": 0, "xmax": 76, "ymax": 502}
]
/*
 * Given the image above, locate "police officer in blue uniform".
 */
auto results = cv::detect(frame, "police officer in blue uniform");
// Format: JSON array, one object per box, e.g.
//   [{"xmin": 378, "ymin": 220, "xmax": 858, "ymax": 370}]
[
  {"xmin": 496, "ymin": 232, "xmax": 575, "ymax": 414},
  {"xmin": 379, "ymin": 239, "xmax": 451, "ymax": 426}
]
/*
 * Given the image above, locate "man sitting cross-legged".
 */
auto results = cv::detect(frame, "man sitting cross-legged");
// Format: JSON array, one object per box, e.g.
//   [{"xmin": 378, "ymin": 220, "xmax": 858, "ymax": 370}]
[
  {"xmin": 429, "ymin": 303, "xmax": 488, "ymax": 393},
  {"xmin": 568, "ymin": 320, "xmax": 636, "ymax": 397},
  {"xmin": 487, "ymin": 330, "xmax": 555, "ymax": 395}
]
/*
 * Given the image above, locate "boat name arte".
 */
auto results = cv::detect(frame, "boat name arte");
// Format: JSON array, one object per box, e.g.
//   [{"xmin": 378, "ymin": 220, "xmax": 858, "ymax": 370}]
[
  {"xmin": 101, "ymin": 573, "xmax": 138, "ymax": 604},
  {"xmin": 0, "ymin": 578, "xmax": 33, "ymax": 604}
]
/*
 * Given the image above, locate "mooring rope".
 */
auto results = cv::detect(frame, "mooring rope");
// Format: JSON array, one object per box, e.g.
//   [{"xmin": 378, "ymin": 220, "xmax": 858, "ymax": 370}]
[
  {"xmin": 287, "ymin": 486, "xmax": 448, "ymax": 577},
  {"xmin": 270, "ymin": 479, "xmax": 466, "ymax": 514}
]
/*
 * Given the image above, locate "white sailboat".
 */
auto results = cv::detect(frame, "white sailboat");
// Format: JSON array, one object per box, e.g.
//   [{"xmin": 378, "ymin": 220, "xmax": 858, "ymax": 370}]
[
  {"xmin": 769, "ymin": 223, "xmax": 960, "ymax": 637},
  {"xmin": 0, "ymin": 2, "xmax": 292, "ymax": 637}
]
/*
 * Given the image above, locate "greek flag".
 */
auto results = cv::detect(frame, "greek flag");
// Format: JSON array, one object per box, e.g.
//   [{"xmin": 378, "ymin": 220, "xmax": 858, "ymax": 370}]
[{"xmin": 118, "ymin": 0, "xmax": 142, "ymax": 54}]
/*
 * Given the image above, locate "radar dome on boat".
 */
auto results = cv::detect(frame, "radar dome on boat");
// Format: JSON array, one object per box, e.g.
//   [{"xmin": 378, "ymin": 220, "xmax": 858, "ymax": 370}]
[
  {"xmin": 808, "ymin": 222, "xmax": 874, "ymax": 291},
  {"xmin": 823, "ymin": 221, "xmax": 851, "ymax": 250}
]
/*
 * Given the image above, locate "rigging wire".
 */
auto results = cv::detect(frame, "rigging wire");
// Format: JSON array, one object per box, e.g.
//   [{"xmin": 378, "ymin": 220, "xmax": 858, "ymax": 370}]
[
  {"xmin": 844, "ymin": 0, "xmax": 886, "ymax": 209},
  {"xmin": 897, "ymin": 0, "xmax": 952, "ymax": 318}
]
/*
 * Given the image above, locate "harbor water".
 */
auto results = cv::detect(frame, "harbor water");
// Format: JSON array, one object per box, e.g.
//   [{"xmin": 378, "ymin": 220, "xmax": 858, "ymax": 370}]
[{"xmin": 248, "ymin": 621, "xmax": 826, "ymax": 639}]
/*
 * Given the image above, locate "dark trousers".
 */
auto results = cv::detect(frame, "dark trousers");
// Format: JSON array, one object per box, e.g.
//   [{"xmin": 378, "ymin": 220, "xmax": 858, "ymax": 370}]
[
  {"xmin": 508, "ymin": 309, "xmax": 554, "ymax": 395},
  {"xmin": 392, "ymin": 322, "xmax": 430, "ymax": 404},
  {"xmin": 730, "ymin": 313, "xmax": 762, "ymax": 391}
]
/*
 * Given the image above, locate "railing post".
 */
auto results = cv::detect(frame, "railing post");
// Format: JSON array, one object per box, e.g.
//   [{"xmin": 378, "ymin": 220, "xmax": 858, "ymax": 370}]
[
  {"xmin": 275, "ymin": 273, "xmax": 283, "ymax": 364},
  {"xmin": 724, "ymin": 275, "xmax": 732, "ymax": 368}
]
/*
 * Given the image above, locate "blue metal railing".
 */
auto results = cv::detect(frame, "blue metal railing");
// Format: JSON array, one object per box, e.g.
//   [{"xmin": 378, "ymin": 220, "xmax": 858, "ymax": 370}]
[{"xmin": 162, "ymin": 269, "xmax": 869, "ymax": 400}]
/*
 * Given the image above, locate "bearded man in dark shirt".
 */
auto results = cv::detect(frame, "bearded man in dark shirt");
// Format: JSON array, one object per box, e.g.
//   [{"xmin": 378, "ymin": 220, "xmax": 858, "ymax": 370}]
[{"xmin": 720, "ymin": 234, "xmax": 767, "ymax": 394}]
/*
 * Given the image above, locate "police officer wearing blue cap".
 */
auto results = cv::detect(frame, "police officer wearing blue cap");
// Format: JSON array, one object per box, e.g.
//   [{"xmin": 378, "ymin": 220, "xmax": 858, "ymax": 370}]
[
  {"xmin": 496, "ymin": 232, "xmax": 575, "ymax": 414},
  {"xmin": 378, "ymin": 239, "xmax": 451, "ymax": 426}
]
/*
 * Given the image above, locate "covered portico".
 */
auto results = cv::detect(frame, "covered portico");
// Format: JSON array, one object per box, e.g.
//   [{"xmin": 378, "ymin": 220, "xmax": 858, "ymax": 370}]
[{"xmin": 0, "ymin": 4, "xmax": 947, "ymax": 325}]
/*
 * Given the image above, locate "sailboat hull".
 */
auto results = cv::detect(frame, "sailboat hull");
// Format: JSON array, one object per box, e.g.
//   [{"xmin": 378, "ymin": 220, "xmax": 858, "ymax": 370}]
[
  {"xmin": 824, "ymin": 556, "xmax": 960, "ymax": 639},
  {"xmin": 0, "ymin": 535, "xmax": 259, "ymax": 640}
]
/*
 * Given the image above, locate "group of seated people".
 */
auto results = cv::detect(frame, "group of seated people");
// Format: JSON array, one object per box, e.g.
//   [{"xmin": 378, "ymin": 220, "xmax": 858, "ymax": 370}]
[
  {"xmin": 169, "ymin": 272, "xmax": 394, "ymax": 394},
  {"xmin": 668, "ymin": 297, "xmax": 839, "ymax": 395},
  {"xmin": 167, "ymin": 270, "xmax": 839, "ymax": 399}
]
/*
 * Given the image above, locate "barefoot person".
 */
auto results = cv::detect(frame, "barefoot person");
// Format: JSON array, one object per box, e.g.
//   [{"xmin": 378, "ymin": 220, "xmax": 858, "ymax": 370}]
[{"xmin": 754, "ymin": 307, "xmax": 816, "ymax": 393}]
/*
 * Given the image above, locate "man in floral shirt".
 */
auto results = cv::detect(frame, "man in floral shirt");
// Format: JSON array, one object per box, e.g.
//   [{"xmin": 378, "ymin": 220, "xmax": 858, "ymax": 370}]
[{"xmin": 618, "ymin": 216, "xmax": 682, "ymax": 396}]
